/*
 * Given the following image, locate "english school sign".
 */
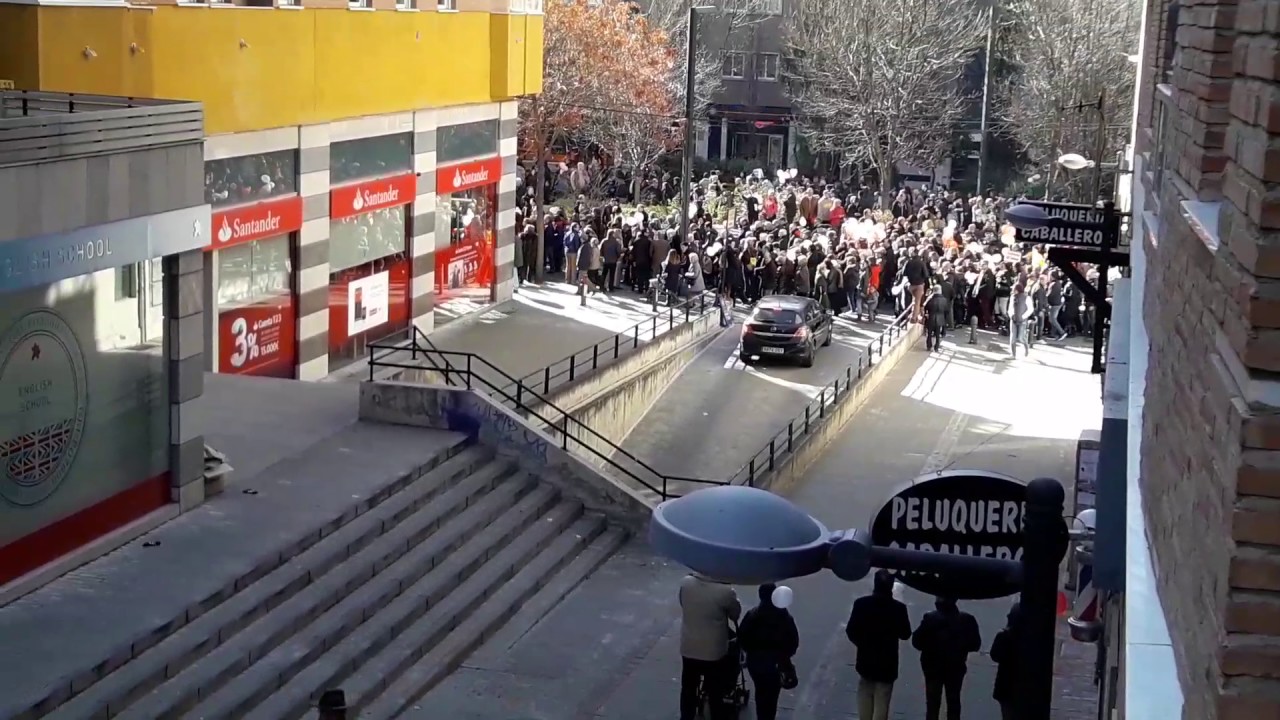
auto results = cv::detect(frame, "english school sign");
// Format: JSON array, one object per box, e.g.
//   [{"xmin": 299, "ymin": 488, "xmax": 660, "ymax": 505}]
[
  {"xmin": 1013, "ymin": 201, "xmax": 1119, "ymax": 250},
  {"xmin": 871, "ymin": 470, "xmax": 1028, "ymax": 599}
]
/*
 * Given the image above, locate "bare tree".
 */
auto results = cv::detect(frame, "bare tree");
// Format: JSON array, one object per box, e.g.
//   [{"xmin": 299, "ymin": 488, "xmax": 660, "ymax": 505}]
[
  {"xmin": 997, "ymin": 0, "xmax": 1139, "ymax": 200},
  {"xmin": 785, "ymin": 0, "xmax": 987, "ymax": 200}
]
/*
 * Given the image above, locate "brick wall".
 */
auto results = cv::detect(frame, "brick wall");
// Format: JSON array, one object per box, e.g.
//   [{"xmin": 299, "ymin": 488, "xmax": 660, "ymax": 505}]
[{"xmin": 1141, "ymin": 0, "xmax": 1280, "ymax": 714}]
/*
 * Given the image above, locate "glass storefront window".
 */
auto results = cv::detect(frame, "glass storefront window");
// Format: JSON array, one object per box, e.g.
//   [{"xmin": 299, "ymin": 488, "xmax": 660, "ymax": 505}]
[
  {"xmin": 0, "ymin": 270, "xmax": 169, "ymax": 579},
  {"xmin": 330, "ymin": 133, "xmax": 412, "ymax": 186},
  {"xmin": 437, "ymin": 119, "xmax": 499, "ymax": 164},
  {"xmin": 327, "ymin": 252, "xmax": 411, "ymax": 369},
  {"xmin": 216, "ymin": 238, "xmax": 296, "ymax": 378},
  {"xmin": 329, "ymin": 206, "xmax": 408, "ymax": 273},
  {"xmin": 205, "ymin": 150, "xmax": 298, "ymax": 208},
  {"xmin": 436, "ymin": 185, "xmax": 497, "ymax": 308}
]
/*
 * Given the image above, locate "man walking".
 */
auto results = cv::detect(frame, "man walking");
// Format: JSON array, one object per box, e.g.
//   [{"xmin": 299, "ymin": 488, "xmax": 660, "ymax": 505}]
[
  {"xmin": 912, "ymin": 596, "xmax": 982, "ymax": 720},
  {"xmin": 845, "ymin": 570, "xmax": 912, "ymax": 720},
  {"xmin": 678, "ymin": 572, "xmax": 741, "ymax": 720}
]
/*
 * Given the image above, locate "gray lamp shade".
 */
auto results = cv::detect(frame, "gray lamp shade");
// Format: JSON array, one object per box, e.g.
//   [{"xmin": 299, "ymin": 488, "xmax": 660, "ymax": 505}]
[{"xmin": 648, "ymin": 486, "xmax": 833, "ymax": 585}]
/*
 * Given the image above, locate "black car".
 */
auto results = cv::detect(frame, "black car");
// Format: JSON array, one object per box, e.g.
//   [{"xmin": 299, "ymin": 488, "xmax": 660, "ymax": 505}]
[{"xmin": 739, "ymin": 296, "xmax": 833, "ymax": 367}]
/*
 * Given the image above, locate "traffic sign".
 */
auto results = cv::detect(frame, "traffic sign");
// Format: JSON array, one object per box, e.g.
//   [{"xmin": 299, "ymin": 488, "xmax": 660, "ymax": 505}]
[{"xmin": 1013, "ymin": 200, "xmax": 1120, "ymax": 250}]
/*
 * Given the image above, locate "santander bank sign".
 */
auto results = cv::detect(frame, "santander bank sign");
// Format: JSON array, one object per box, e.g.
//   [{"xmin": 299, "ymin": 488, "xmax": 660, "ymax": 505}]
[
  {"xmin": 208, "ymin": 195, "xmax": 304, "ymax": 251},
  {"xmin": 331, "ymin": 173, "xmax": 416, "ymax": 221},
  {"xmin": 438, "ymin": 157, "xmax": 502, "ymax": 195}
]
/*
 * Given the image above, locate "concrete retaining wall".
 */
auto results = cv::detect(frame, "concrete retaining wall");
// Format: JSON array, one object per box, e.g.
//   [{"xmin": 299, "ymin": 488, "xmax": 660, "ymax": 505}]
[
  {"xmin": 754, "ymin": 324, "xmax": 924, "ymax": 496},
  {"xmin": 357, "ymin": 381, "xmax": 653, "ymax": 534}
]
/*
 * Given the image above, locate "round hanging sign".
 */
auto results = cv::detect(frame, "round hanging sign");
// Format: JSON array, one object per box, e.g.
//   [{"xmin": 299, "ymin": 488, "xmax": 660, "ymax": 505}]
[{"xmin": 870, "ymin": 470, "xmax": 1027, "ymax": 600}]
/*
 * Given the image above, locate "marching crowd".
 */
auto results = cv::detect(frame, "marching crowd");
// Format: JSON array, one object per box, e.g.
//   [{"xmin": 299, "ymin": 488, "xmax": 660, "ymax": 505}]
[{"xmin": 514, "ymin": 165, "xmax": 1106, "ymax": 357}]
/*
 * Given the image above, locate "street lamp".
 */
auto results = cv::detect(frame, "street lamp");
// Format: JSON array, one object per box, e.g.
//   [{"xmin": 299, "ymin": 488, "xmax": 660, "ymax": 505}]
[{"xmin": 679, "ymin": 6, "xmax": 715, "ymax": 251}]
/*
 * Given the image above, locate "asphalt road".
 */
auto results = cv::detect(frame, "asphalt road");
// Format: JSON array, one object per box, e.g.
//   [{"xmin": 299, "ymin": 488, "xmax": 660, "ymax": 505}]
[
  {"xmin": 620, "ymin": 313, "xmax": 892, "ymax": 495},
  {"xmin": 412, "ymin": 331, "xmax": 1102, "ymax": 720}
]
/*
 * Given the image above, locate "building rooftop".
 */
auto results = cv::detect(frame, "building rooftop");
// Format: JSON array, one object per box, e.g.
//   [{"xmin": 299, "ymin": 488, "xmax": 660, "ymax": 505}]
[{"xmin": 0, "ymin": 90, "xmax": 202, "ymax": 166}]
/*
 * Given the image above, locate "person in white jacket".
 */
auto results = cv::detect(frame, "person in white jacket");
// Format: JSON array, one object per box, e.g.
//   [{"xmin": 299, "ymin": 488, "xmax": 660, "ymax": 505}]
[{"xmin": 686, "ymin": 252, "xmax": 707, "ymax": 293}]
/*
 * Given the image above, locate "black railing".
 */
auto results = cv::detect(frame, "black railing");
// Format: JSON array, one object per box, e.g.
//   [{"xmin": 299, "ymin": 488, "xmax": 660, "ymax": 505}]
[
  {"xmin": 494, "ymin": 290, "xmax": 717, "ymax": 400},
  {"xmin": 722, "ymin": 309, "xmax": 913, "ymax": 488},
  {"xmin": 367, "ymin": 308, "xmax": 915, "ymax": 500},
  {"xmin": 368, "ymin": 335, "xmax": 730, "ymax": 500}
]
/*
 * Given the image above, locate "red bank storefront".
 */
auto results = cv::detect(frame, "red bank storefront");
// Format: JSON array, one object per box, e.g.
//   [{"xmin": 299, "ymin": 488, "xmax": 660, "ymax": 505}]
[
  {"xmin": 210, "ymin": 194, "xmax": 303, "ymax": 378},
  {"xmin": 328, "ymin": 173, "xmax": 415, "ymax": 367},
  {"xmin": 436, "ymin": 156, "xmax": 500, "ymax": 321}
]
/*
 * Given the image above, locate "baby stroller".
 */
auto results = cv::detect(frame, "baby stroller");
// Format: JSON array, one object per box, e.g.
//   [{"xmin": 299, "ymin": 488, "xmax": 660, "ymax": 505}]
[{"xmin": 696, "ymin": 621, "xmax": 751, "ymax": 718}]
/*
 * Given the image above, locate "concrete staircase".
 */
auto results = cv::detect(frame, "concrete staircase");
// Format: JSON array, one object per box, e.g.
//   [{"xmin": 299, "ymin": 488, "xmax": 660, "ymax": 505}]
[{"xmin": 42, "ymin": 445, "xmax": 627, "ymax": 720}]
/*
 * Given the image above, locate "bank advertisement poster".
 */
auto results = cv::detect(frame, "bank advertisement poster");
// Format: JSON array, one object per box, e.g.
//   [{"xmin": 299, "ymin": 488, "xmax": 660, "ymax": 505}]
[
  {"xmin": 348, "ymin": 271, "xmax": 390, "ymax": 336},
  {"xmin": 218, "ymin": 296, "xmax": 297, "ymax": 378},
  {"xmin": 435, "ymin": 238, "xmax": 495, "ymax": 300}
]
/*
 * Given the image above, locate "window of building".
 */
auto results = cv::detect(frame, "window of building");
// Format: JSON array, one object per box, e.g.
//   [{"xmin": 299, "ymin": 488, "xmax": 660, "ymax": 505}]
[
  {"xmin": 397, "ymin": 0, "xmax": 416, "ymax": 8},
  {"xmin": 350, "ymin": 0, "xmax": 372, "ymax": 8},
  {"xmin": 438, "ymin": 0, "xmax": 457, "ymax": 9},
  {"xmin": 722, "ymin": 52, "xmax": 747, "ymax": 79},
  {"xmin": 205, "ymin": 149, "xmax": 298, "ymax": 208},
  {"xmin": 437, "ymin": 119, "xmax": 500, "ymax": 164},
  {"xmin": 329, "ymin": 133, "xmax": 412, "ymax": 186},
  {"xmin": 1162, "ymin": 3, "xmax": 1180, "ymax": 85},
  {"xmin": 756, "ymin": 53, "xmax": 780, "ymax": 82},
  {"xmin": 115, "ymin": 264, "xmax": 139, "ymax": 300}
]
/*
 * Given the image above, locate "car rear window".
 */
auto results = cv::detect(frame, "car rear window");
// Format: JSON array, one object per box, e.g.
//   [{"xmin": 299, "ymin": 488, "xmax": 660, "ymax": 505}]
[{"xmin": 752, "ymin": 308, "xmax": 802, "ymax": 324}]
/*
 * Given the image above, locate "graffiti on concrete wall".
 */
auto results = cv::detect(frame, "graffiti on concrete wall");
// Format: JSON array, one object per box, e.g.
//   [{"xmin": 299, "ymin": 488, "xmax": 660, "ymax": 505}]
[{"xmin": 441, "ymin": 391, "xmax": 549, "ymax": 465}]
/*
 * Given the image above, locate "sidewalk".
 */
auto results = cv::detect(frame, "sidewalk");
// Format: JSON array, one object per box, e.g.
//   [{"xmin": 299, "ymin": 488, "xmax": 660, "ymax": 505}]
[
  {"xmin": 411, "ymin": 329, "xmax": 1104, "ymax": 720},
  {"xmin": 425, "ymin": 281, "xmax": 705, "ymax": 395}
]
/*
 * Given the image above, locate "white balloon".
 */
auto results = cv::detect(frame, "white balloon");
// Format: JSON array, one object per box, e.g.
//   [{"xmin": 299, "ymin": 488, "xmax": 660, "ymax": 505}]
[
  {"xmin": 892, "ymin": 581, "xmax": 906, "ymax": 602},
  {"xmin": 772, "ymin": 585, "xmax": 794, "ymax": 609}
]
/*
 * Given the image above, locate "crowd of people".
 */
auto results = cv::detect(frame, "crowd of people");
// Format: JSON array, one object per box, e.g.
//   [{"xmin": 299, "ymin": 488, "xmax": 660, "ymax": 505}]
[
  {"xmin": 204, "ymin": 150, "xmax": 296, "ymax": 207},
  {"xmin": 679, "ymin": 570, "xmax": 1026, "ymax": 720},
  {"xmin": 513, "ymin": 165, "xmax": 1106, "ymax": 357}
]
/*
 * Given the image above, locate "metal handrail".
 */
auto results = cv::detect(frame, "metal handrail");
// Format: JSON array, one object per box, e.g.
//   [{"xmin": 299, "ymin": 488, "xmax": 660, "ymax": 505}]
[
  {"xmin": 494, "ymin": 290, "xmax": 717, "ymax": 400},
  {"xmin": 724, "ymin": 309, "xmax": 913, "ymax": 487},
  {"xmin": 367, "ymin": 343, "xmax": 730, "ymax": 500},
  {"xmin": 367, "ymin": 305, "xmax": 916, "ymax": 499}
]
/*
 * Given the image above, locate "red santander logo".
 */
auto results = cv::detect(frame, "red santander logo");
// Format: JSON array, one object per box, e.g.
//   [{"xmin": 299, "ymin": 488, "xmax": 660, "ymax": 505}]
[
  {"xmin": 209, "ymin": 195, "xmax": 303, "ymax": 251},
  {"xmin": 331, "ymin": 173, "xmax": 416, "ymax": 220},
  {"xmin": 438, "ymin": 157, "xmax": 502, "ymax": 195}
]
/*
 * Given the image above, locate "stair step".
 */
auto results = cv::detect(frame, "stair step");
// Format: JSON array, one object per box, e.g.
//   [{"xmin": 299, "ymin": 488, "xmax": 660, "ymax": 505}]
[
  {"xmin": 335, "ymin": 506, "xmax": 597, "ymax": 717},
  {"xmin": 360, "ymin": 520, "xmax": 627, "ymax": 719},
  {"xmin": 462, "ymin": 525, "xmax": 629, "ymax": 670},
  {"xmin": 185, "ymin": 481, "xmax": 559, "ymax": 720},
  {"xmin": 116, "ymin": 457, "xmax": 524, "ymax": 720},
  {"xmin": 47, "ymin": 444, "xmax": 490, "ymax": 720}
]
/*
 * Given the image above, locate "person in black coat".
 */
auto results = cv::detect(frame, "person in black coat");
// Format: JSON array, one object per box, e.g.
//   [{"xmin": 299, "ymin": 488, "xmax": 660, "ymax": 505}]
[
  {"xmin": 990, "ymin": 603, "xmax": 1025, "ymax": 720},
  {"xmin": 912, "ymin": 596, "xmax": 983, "ymax": 720},
  {"xmin": 846, "ymin": 570, "xmax": 912, "ymax": 720},
  {"xmin": 924, "ymin": 282, "xmax": 950, "ymax": 352},
  {"xmin": 738, "ymin": 584, "xmax": 800, "ymax": 720}
]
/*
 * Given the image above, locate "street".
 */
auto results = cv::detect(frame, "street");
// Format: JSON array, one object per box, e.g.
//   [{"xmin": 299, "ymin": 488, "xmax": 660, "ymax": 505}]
[
  {"xmin": 621, "ymin": 313, "xmax": 891, "ymax": 494},
  {"xmin": 410, "ymin": 330, "xmax": 1103, "ymax": 719}
]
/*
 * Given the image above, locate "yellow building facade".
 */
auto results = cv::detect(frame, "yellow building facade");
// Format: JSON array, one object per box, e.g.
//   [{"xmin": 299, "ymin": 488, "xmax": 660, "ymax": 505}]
[{"xmin": 0, "ymin": 1, "xmax": 543, "ymax": 380}]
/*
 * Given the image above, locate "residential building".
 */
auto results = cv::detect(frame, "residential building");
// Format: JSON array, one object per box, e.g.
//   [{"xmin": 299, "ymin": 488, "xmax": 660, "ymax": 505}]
[
  {"xmin": 0, "ymin": 1, "xmax": 542, "ymax": 589},
  {"xmin": 1102, "ymin": 0, "xmax": 1280, "ymax": 714},
  {"xmin": 697, "ymin": 0, "xmax": 799, "ymax": 169}
]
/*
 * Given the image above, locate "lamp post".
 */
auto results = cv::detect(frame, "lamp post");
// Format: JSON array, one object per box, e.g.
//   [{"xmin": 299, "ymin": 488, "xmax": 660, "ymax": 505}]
[{"xmin": 679, "ymin": 6, "xmax": 713, "ymax": 250}]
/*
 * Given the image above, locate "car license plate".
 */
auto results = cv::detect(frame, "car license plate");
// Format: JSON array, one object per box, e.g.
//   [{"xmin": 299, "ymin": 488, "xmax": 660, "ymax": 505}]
[{"xmin": 761, "ymin": 347, "xmax": 785, "ymax": 355}]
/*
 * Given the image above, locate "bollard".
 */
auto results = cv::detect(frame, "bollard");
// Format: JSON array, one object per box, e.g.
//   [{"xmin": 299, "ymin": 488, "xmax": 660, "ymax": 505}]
[{"xmin": 318, "ymin": 689, "xmax": 347, "ymax": 720}]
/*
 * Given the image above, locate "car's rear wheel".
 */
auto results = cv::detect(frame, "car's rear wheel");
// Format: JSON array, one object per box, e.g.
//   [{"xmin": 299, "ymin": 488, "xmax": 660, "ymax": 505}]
[
  {"xmin": 739, "ymin": 352, "xmax": 754, "ymax": 365},
  {"xmin": 799, "ymin": 345, "xmax": 815, "ymax": 368},
  {"xmin": 821, "ymin": 328, "xmax": 833, "ymax": 347}
]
